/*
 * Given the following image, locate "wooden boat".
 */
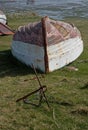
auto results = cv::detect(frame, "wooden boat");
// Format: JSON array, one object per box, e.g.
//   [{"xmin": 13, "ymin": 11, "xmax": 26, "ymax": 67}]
[
  {"xmin": 0, "ymin": 22, "xmax": 14, "ymax": 35},
  {"xmin": 0, "ymin": 10, "xmax": 7, "ymax": 25},
  {"xmin": 0, "ymin": 10, "xmax": 14, "ymax": 36},
  {"xmin": 11, "ymin": 16, "xmax": 83, "ymax": 73}
]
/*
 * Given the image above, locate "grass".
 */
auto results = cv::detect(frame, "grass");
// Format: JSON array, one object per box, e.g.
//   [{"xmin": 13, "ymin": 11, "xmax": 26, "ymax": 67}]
[{"xmin": 0, "ymin": 12, "xmax": 88, "ymax": 130}]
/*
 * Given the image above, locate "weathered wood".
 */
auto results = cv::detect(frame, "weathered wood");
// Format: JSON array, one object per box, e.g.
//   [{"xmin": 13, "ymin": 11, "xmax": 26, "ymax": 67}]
[
  {"xmin": 0, "ymin": 22, "xmax": 14, "ymax": 35},
  {"xmin": 11, "ymin": 16, "xmax": 83, "ymax": 73},
  {"xmin": 41, "ymin": 16, "xmax": 49, "ymax": 73}
]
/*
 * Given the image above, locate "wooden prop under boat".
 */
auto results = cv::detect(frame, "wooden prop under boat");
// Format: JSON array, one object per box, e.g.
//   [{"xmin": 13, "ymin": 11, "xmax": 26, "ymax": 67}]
[{"xmin": 11, "ymin": 16, "xmax": 83, "ymax": 73}]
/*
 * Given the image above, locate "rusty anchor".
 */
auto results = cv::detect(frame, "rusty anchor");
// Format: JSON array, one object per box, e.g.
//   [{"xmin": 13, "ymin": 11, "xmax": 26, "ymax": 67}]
[{"xmin": 16, "ymin": 64, "xmax": 50, "ymax": 108}]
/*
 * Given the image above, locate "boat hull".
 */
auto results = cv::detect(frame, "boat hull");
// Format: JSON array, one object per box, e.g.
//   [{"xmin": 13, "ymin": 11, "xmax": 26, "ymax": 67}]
[
  {"xmin": 47, "ymin": 37, "xmax": 83, "ymax": 72},
  {"xmin": 11, "ymin": 16, "xmax": 83, "ymax": 73},
  {"xmin": 0, "ymin": 11, "xmax": 7, "ymax": 25},
  {"xmin": 11, "ymin": 36, "xmax": 83, "ymax": 72},
  {"xmin": 11, "ymin": 41, "xmax": 45, "ymax": 72}
]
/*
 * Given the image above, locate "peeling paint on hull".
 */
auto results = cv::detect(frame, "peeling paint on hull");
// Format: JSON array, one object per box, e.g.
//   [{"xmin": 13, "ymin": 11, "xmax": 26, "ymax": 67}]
[
  {"xmin": 11, "ymin": 41, "xmax": 45, "ymax": 72},
  {"xmin": 11, "ymin": 17, "xmax": 83, "ymax": 73},
  {"xmin": 48, "ymin": 37, "xmax": 83, "ymax": 72},
  {"xmin": 11, "ymin": 37, "xmax": 83, "ymax": 72}
]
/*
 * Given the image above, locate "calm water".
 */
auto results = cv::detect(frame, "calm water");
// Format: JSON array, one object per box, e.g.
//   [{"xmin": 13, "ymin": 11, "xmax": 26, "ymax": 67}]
[{"xmin": 0, "ymin": 0, "xmax": 88, "ymax": 19}]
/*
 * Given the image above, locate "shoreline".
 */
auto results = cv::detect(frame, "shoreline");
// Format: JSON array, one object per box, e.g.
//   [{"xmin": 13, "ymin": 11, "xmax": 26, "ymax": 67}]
[{"xmin": 6, "ymin": 10, "xmax": 88, "ymax": 20}]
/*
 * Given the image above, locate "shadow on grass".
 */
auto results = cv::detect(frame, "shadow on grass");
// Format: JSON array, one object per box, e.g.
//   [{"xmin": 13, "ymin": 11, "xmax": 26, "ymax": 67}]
[
  {"xmin": 80, "ymin": 83, "xmax": 88, "ymax": 89},
  {"xmin": 0, "ymin": 49, "xmax": 42, "ymax": 78},
  {"xmin": 71, "ymin": 107, "xmax": 88, "ymax": 116}
]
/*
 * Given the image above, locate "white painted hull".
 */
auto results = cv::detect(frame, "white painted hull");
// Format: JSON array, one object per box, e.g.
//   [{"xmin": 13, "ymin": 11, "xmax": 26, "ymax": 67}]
[
  {"xmin": 11, "ymin": 41, "xmax": 45, "ymax": 72},
  {"xmin": 11, "ymin": 17, "xmax": 84, "ymax": 73},
  {"xmin": 48, "ymin": 37, "xmax": 83, "ymax": 72},
  {"xmin": 0, "ymin": 14, "xmax": 7, "ymax": 25},
  {"xmin": 11, "ymin": 37, "xmax": 83, "ymax": 72}
]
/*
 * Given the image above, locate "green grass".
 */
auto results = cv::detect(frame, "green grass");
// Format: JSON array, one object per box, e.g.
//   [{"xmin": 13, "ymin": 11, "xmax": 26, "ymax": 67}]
[{"xmin": 0, "ymin": 13, "xmax": 88, "ymax": 130}]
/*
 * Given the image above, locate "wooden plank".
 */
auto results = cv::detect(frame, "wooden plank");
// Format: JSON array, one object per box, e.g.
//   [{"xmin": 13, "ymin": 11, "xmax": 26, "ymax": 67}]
[
  {"xmin": 41, "ymin": 16, "xmax": 49, "ymax": 73},
  {"xmin": 0, "ymin": 22, "xmax": 14, "ymax": 35}
]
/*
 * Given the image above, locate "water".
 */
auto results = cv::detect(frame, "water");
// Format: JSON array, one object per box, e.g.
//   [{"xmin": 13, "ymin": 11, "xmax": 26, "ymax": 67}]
[{"xmin": 0, "ymin": 0, "xmax": 88, "ymax": 20}]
